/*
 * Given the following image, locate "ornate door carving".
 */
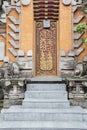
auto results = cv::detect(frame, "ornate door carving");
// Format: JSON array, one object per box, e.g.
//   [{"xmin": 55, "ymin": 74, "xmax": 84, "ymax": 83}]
[{"xmin": 35, "ymin": 21, "xmax": 57, "ymax": 76}]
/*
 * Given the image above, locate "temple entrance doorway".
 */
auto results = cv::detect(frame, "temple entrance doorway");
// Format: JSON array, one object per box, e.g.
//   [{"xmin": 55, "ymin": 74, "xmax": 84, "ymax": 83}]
[{"xmin": 35, "ymin": 21, "xmax": 57, "ymax": 76}]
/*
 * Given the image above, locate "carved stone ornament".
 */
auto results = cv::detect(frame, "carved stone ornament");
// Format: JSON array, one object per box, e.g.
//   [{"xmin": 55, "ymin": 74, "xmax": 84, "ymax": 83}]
[
  {"xmin": 62, "ymin": 0, "xmax": 71, "ymax": 5},
  {"xmin": 21, "ymin": 0, "xmax": 31, "ymax": 6}
]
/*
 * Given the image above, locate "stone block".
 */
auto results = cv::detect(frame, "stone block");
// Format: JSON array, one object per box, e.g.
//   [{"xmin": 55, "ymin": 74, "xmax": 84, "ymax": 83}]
[
  {"xmin": 3, "ymin": 56, "xmax": 9, "ymax": 63},
  {"xmin": 17, "ymin": 50, "xmax": 24, "ymax": 57},
  {"xmin": 27, "ymin": 84, "xmax": 66, "ymax": 91},
  {"xmin": 83, "ymin": 56, "xmax": 87, "ymax": 62},
  {"xmin": 73, "ymin": 39, "xmax": 83, "ymax": 48},
  {"xmin": 22, "ymin": 99, "xmax": 70, "ymax": 109},
  {"xmin": 68, "ymin": 50, "xmax": 75, "ymax": 57},
  {"xmin": 2, "ymin": 111, "xmax": 83, "ymax": 121},
  {"xmin": 0, "ymin": 42, "xmax": 5, "ymax": 61},
  {"xmin": 0, "ymin": 121, "xmax": 87, "ymax": 129},
  {"xmin": 8, "ymin": 16, "xmax": 20, "ymax": 25},
  {"xmin": 75, "ymin": 47, "xmax": 85, "ymax": 56},
  {"xmin": 22, "ymin": 0, "xmax": 31, "ymax": 6},
  {"xmin": 31, "ymin": 77, "xmax": 62, "ymax": 81},
  {"xmin": 59, "ymin": 57, "xmax": 75, "ymax": 70},
  {"xmin": 17, "ymin": 57, "xmax": 33, "ymax": 69},
  {"xmin": 8, "ymin": 48, "xmax": 17, "ymax": 57},
  {"xmin": 62, "ymin": 0, "xmax": 71, "ymax": 6},
  {"xmin": 25, "ymin": 91, "xmax": 67, "ymax": 99},
  {"xmin": 27, "ymin": 50, "xmax": 32, "ymax": 57},
  {"xmin": 60, "ymin": 50, "xmax": 66, "ymax": 57}
]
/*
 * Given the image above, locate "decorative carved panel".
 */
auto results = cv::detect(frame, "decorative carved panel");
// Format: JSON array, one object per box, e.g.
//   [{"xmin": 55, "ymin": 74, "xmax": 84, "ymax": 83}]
[{"xmin": 36, "ymin": 21, "xmax": 57, "ymax": 76}]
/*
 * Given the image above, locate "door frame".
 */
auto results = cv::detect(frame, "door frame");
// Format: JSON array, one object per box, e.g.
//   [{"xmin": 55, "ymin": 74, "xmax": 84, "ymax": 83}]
[{"xmin": 33, "ymin": 21, "xmax": 59, "ymax": 77}]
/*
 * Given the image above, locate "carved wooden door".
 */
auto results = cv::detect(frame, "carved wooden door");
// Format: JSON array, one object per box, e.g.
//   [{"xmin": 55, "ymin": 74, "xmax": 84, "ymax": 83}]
[{"xmin": 35, "ymin": 21, "xmax": 57, "ymax": 76}]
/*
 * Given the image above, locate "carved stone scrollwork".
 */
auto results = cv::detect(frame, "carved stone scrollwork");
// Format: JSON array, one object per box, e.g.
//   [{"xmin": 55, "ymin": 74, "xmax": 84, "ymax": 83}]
[
  {"xmin": 21, "ymin": 0, "xmax": 31, "ymax": 6},
  {"xmin": 0, "ymin": 1, "xmax": 9, "ymax": 23},
  {"xmin": 3, "ymin": 81, "xmax": 25, "ymax": 108},
  {"xmin": 62, "ymin": 0, "xmax": 71, "ymax": 6}
]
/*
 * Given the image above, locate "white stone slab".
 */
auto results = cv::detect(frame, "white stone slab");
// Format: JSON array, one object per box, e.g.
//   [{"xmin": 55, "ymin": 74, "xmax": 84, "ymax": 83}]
[
  {"xmin": 3, "ymin": 56, "xmax": 9, "ymax": 63},
  {"xmin": 22, "ymin": 100, "xmax": 69, "ymax": 109},
  {"xmin": 0, "ymin": 121, "xmax": 87, "ymax": 129},
  {"xmin": 25, "ymin": 91, "xmax": 67, "ymax": 99},
  {"xmin": 27, "ymin": 50, "xmax": 32, "ymax": 57},
  {"xmin": 17, "ymin": 50, "xmax": 24, "ymax": 56},
  {"xmin": 22, "ymin": 0, "xmax": 31, "ymax": 6},
  {"xmin": 27, "ymin": 84, "xmax": 66, "ymax": 91},
  {"xmin": 0, "ymin": 42, "xmax": 5, "ymax": 61}
]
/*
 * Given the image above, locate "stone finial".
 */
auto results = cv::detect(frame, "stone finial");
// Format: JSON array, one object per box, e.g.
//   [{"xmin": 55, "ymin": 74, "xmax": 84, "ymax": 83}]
[
  {"xmin": 60, "ymin": 50, "xmax": 66, "ymax": 57},
  {"xmin": 62, "ymin": 0, "xmax": 71, "ymax": 5},
  {"xmin": 0, "ymin": 1, "xmax": 9, "ymax": 23},
  {"xmin": 21, "ymin": 0, "xmax": 31, "ymax": 6},
  {"xmin": 68, "ymin": 50, "xmax": 75, "ymax": 57},
  {"xmin": 4, "ymin": 56, "xmax": 9, "ymax": 63},
  {"xmin": 17, "ymin": 50, "xmax": 24, "ymax": 57},
  {"xmin": 27, "ymin": 50, "xmax": 32, "ymax": 57},
  {"xmin": 83, "ymin": 56, "xmax": 87, "ymax": 62},
  {"xmin": 2, "ymin": 1, "xmax": 9, "ymax": 13}
]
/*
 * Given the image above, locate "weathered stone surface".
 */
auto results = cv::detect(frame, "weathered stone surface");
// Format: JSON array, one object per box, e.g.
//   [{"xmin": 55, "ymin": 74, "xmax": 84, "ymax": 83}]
[
  {"xmin": 68, "ymin": 50, "xmax": 75, "ymax": 57},
  {"xmin": 60, "ymin": 50, "xmax": 66, "ymax": 57},
  {"xmin": 8, "ymin": 24, "xmax": 20, "ymax": 33},
  {"xmin": 8, "ymin": 16, "xmax": 20, "ymax": 25},
  {"xmin": 0, "ymin": 121, "xmax": 87, "ymax": 130},
  {"xmin": 8, "ymin": 48, "xmax": 17, "ymax": 57},
  {"xmin": 1, "ymin": 110, "xmax": 85, "ymax": 121},
  {"xmin": 73, "ymin": 15, "xmax": 84, "ymax": 24},
  {"xmin": 73, "ymin": 39, "xmax": 83, "ymax": 48},
  {"xmin": 25, "ymin": 91, "xmax": 67, "ymax": 99},
  {"xmin": 1, "ymin": 79, "xmax": 87, "ymax": 129},
  {"xmin": 8, "ymin": 32, "xmax": 19, "ymax": 41},
  {"xmin": 9, "ymin": 40, "xmax": 19, "ymax": 49},
  {"xmin": 75, "ymin": 47, "xmax": 85, "ymax": 56},
  {"xmin": 27, "ymin": 84, "xmax": 66, "ymax": 91},
  {"xmin": 22, "ymin": 0, "xmax": 31, "ymax": 6},
  {"xmin": 11, "ymin": 0, "xmax": 21, "ymax": 6},
  {"xmin": 27, "ymin": 50, "xmax": 32, "ymax": 57},
  {"xmin": 22, "ymin": 99, "xmax": 70, "ymax": 109},
  {"xmin": 17, "ymin": 57, "xmax": 33, "ymax": 70},
  {"xmin": 62, "ymin": 0, "xmax": 71, "ymax": 5},
  {"xmin": 60, "ymin": 57, "xmax": 75, "ymax": 70},
  {"xmin": 83, "ymin": 56, "xmax": 87, "ymax": 62},
  {"xmin": 43, "ymin": 20, "xmax": 50, "ymax": 28},
  {"xmin": 0, "ymin": 42, "xmax": 5, "ymax": 61},
  {"xmin": 17, "ymin": 50, "xmax": 24, "ymax": 57},
  {"xmin": 72, "ymin": 0, "xmax": 82, "ymax": 5},
  {"xmin": 3, "ymin": 56, "xmax": 9, "ymax": 63}
]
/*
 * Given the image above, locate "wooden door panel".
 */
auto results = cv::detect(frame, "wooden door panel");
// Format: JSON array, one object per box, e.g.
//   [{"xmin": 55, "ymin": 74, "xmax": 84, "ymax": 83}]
[{"xmin": 36, "ymin": 21, "xmax": 57, "ymax": 76}]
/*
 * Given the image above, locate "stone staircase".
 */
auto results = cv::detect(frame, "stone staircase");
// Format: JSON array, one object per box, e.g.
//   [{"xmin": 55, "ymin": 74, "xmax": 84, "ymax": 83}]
[{"xmin": 0, "ymin": 78, "xmax": 87, "ymax": 129}]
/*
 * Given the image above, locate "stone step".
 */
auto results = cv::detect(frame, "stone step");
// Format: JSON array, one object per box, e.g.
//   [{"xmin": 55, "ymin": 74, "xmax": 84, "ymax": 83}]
[
  {"xmin": 0, "ymin": 121, "xmax": 87, "ymax": 130},
  {"xmin": 84, "ymin": 109, "xmax": 87, "ymax": 121},
  {"xmin": 27, "ymin": 84, "xmax": 66, "ymax": 91},
  {"xmin": 22, "ymin": 99, "xmax": 70, "ymax": 108},
  {"xmin": 3, "ymin": 105, "xmax": 83, "ymax": 111},
  {"xmin": 25, "ymin": 91, "xmax": 67, "ymax": 99},
  {"xmin": 1, "ymin": 108, "xmax": 86, "ymax": 121},
  {"xmin": 2, "ymin": 108, "xmax": 85, "ymax": 114},
  {"xmin": 31, "ymin": 77, "xmax": 62, "ymax": 82}
]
